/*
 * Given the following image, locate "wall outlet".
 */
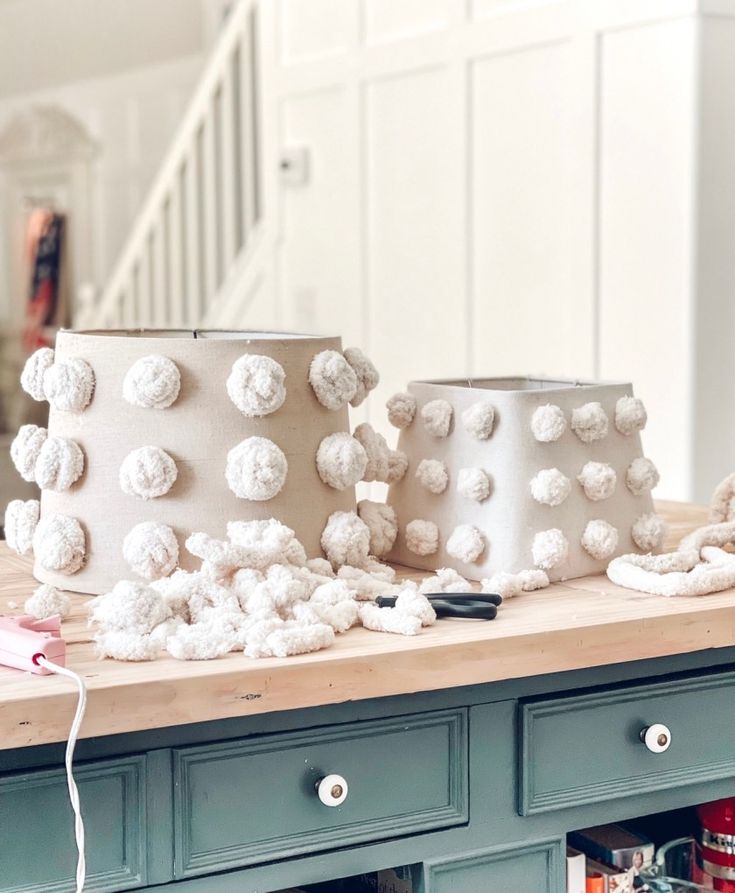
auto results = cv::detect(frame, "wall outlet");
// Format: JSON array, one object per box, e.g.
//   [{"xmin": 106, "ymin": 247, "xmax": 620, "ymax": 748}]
[{"xmin": 280, "ymin": 146, "xmax": 310, "ymax": 186}]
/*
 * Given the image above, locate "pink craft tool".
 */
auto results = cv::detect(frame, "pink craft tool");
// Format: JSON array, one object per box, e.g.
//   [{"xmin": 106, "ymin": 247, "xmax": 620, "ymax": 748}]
[{"xmin": 0, "ymin": 613, "xmax": 66, "ymax": 675}]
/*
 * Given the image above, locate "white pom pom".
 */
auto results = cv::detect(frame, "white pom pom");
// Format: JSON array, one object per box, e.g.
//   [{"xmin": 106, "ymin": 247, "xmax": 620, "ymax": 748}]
[
  {"xmin": 415, "ymin": 458, "xmax": 449, "ymax": 494},
  {"xmin": 226, "ymin": 353, "xmax": 286, "ymax": 417},
  {"xmin": 615, "ymin": 395, "xmax": 647, "ymax": 435},
  {"xmin": 386, "ymin": 392, "xmax": 417, "ymax": 429},
  {"xmin": 34, "ymin": 436, "xmax": 85, "ymax": 491},
  {"xmin": 90, "ymin": 579, "xmax": 170, "ymax": 634},
  {"xmin": 43, "ymin": 357, "xmax": 95, "ymax": 412},
  {"xmin": 405, "ymin": 520, "xmax": 439, "ymax": 556},
  {"xmin": 632, "ymin": 513, "xmax": 667, "ymax": 552},
  {"xmin": 357, "ymin": 500, "xmax": 398, "ymax": 557},
  {"xmin": 581, "ymin": 519, "xmax": 619, "ymax": 560},
  {"xmin": 352, "ymin": 423, "xmax": 389, "ymax": 482},
  {"xmin": 532, "ymin": 528, "xmax": 569, "ymax": 570},
  {"xmin": 316, "ymin": 432, "xmax": 368, "ymax": 490},
  {"xmin": 33, "ymin": 514, "xmax": 86, "ymax": 574},
  {"xmin": 10, "ymin": 424, "xmax": 47, "ymax": 482},
  {"xmin": 4, "ymin": 499, "xmax": 39, "ymax": 555},
  {"xmin": 343, "ymin": 347, "xmax": 379, "ymax": 407},
  {"xmin": 421, "ymin": 399, "xmax": 453, "ymax": 437},
  {"xmin": 386, "ymin": 449, "xmax": 409, "ymax": 484},
  {"xmin": 457, "ymin": 467, "xmax": 491, "ymax": 502},
  {"xmin": 571, "ymin": 402, "xmax": 608, "ymax": 443},
  {"xmin": 123, "ymin": 354, "xmax": 181, "ymax": 409},
  {"xmin": 530, "ymin": 468, "xmax": 571, "ymax": 507},
  {"xmin": 20, "ymin": 348, "xmax": 54, "ymax": 401},
  {"xmin": 123, "ymin": 521, "xmax": 179, "ymax": 580},
  {"xmin": 577, "ymin": 461, "xmax": 616, "ymax": 501},
  {"xmin": 24, "ymin": 584, "xmax": 71, "ymax": 619},
  {"xmin": 226, "ymin": 436, "xmax": 288, "ymax": 500},
  {"xmin": 120, "ymin": 446, "xmax": 178, "ymax": 500},
  {"xmin": 626, "ymin": 457, "xmax": 659, "ymax": 496},
  {"xmin": 531, "ymin": 404, "xmax": 567, "ymax": 442},
  {"xmin": 446, "ymin": 524, "xmax": 485, "ymax": 563},
  {"xmin": 462, "ymin": 401, "xmax": 495, "ymax": 440},
  {"xmin": 321, "ymin": 510, "xmax": 371, "ymax": 568},
  {"xmin": 308, "ymin": 350, "xmax": 357, "ymax": 410}
]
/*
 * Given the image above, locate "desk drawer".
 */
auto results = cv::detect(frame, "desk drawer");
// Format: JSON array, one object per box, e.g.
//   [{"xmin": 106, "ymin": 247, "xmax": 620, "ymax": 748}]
[
  {"xmin": 0, "ymin": 754, "xmax": 146, "ymax": 893},
  {"xmin": 519, "ymin": 670, "xmax": 735, "ymax": 815},
  {"xmin": 173, "ymin": 708, "xmax": 467, "ymax": 878}
]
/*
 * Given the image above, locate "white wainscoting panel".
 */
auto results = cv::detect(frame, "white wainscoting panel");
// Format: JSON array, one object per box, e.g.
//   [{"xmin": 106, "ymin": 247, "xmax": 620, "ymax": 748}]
[{"xmin": 597, "ymin": 17, "xmax": 696, "ymax": 500}]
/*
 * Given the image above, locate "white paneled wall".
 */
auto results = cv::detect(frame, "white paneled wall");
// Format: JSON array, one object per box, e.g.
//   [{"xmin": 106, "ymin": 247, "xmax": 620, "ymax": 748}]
[{"xmin": 269, "ymin": 0, "xmax": 735, "ymax": 500}]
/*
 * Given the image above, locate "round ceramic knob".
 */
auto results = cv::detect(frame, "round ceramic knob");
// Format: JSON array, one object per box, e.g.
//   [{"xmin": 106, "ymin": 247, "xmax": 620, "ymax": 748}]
[
  {"xmin": 316, "ymin": 774, "xmax": 348, "ymax": 807},
  {"xmin": 640, "ymin": 723, "xmax": 672, "ymax": 754}
]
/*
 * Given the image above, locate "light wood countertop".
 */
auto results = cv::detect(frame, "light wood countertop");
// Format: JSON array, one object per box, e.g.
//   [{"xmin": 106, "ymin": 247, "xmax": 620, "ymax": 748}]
[{"xmin": 1, "ymin": 501, "xmax": 733, "ymax": 750}]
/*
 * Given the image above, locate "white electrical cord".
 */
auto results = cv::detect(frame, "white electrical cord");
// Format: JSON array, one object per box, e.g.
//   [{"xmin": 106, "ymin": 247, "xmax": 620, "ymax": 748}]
[{"xmin": 36, "ymin": 656, "xmax": 87, "ymax": 893}]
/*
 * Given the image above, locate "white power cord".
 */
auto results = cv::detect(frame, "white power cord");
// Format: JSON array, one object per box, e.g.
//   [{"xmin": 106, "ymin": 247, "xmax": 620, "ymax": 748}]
[{"xmin": 36, "ymin": 656, "xmax": 87, "ymax": 893}]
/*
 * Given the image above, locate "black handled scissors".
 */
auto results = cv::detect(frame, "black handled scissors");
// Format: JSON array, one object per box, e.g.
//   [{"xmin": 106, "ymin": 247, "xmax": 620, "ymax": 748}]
[{"xmin": 376, "ymin": 592, "xmax": 502, "ymax": 621}]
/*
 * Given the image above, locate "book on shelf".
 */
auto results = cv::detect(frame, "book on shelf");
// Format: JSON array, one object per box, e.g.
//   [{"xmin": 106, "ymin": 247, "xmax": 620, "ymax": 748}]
[{"xmin": 567, "ymin": 846, "xmax": 586, "ymax": 893}]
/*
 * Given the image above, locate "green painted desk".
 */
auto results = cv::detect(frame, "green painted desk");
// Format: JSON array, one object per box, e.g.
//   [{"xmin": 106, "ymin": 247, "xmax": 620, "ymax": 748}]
[{"xmin": 2, "ymin": 501, "xmax": 735, "ymax": 892}]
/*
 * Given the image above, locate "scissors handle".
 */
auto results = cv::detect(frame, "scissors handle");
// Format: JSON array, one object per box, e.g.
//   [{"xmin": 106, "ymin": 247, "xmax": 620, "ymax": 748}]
[{"xmin": 375, "ymin": 592, "xmax": 502, "ymax": 621}]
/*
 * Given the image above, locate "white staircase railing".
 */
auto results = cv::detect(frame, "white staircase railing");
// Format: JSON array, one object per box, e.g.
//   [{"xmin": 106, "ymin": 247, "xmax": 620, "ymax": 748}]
[{"xmin": 82, "ymin": 0, "xmax": 264, "ymax": 329}]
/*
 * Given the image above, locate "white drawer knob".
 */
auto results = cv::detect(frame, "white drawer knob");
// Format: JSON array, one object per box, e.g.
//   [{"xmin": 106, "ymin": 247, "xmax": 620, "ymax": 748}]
[
  {"xmin": 640, "ymin": 723, "xmax": 672, "ymax": 753},
  {"xmin": 316, "ymin": 774, "xmax": 348, "ymax": 807}
]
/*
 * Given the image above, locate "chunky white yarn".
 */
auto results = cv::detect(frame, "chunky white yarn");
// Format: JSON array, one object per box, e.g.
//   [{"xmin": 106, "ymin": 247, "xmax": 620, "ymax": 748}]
[
  {"xmin": 419, "ymin": 567, "xmax": 469, "ymax": 594},
  {"xmin": 421, "ymin": 399, "xmax": 453, "ymax": 437},
  {"xmin": 416, "ymin": 458, "xmax": 449, "ymax": 494},
  {"xmin": 462, "ymin": 401, "xmax": 495, "ymax": 440},
  {"xmin": 577, "ymin": 461, "xmax": 616, "ymax": 501},
  {"xmin": 4, "ymin": 499, "xmax": 40, "ymax": 556},
  {"xmin": 531, "ymin": 404, "xmax": 566, "ymax": 442},
  {"xmin": 710, "ymin": 474, "xmax": 735, "ymax": 523},
  {"xmin": 321, "ymin": 511, "xmax": 371, "ymax": 568},
  {"xmin": 24, "ymin": 584, "xmax": 71, "ymax": 620},
  {"xmin": 386, "ymin": 392, "xmax": 417, "ymax": 429},
  {"xmin": 226, "ymin": 436, "xmax": 288, "ymax": 500},
  {"xmin": 227, "ymin": 519, "xmax": 306, "ymax": 569},
  {"xmin": 615, "ymin": 395, "xmax": 647, "ymax": 435},
  {"xmin": 581, "ymin": 519, "xmax": 619, "ymax": 560},
  {"xmin": 120, "ymin": 446, "xmax": 178, "ymax": 500},
  {"xmin": 571, "ymin": 402, "xmax": 608, "ymax": 443},
  {"xmin": 359, "ymin": 586, "xmax": 435, "ymax": 637},
  {"xmin": 123, "ymin": 354, "xmax": 181, "ymax": 409},
  {"xmin": 33, "ymin": 514, "xmax": 86, "ymax": 574},
  {"xmin": 90, "ymin": 517, "xmax": 443, "ymax": 662},
  {"xmin": 20, "ymin": 347, "xmax": 54, "ymax": 401},
  {"xmin": 123, "ymin": 521, "xmax": 179, "ymax": 580},
  {"xmin": 43, "ymin": 357, "xmax": 95, "ymax": 412},
  {"xmin": 532, "ymin": 528, "xmax": 569, "ymax": 570},
  {"xmin": 607, "ymin": 547, "xmax": 735, "ymax": 597},
  {"xmin": 308, "ymin": 350, "xmax": 357, "ymax": 410},
  {"xmin": 226, "ymin": 353, "xmax": 286, "ymax": 417},
  {"xmin": 90, "ymin": 580, "xmax": 171, "ymax": 634},
  {"xmin": 446, "ymin": 524, "xmax": 485, "ymax": 563},
  {"xmin": 343, "ymin": 347, "xmax": 379, "ymax": 407},
  {"xmin": 10, "ymin": 424, "xmax": 47, "ymax": 482},
  {"xmin": 352, "ymin": 423, "xmax": 389, "ymax": 482},
  {"xmin": 386, "ymin": 449, "xmax": 409, "ymax": 484},
  {"xmin": 481, "ymin": 569, "xmax": 549, "ymax": 599},
  {"xmin": 457, "ymin": 467, "xmax": 491, "ymax": 502},
  {"xmin": 316, "ymin": 432, "xmax": 368, "ymax": 490},
  {"xmin": 631, "ymin": 512, "xmax": 667, "ymax": 552},
  {"xmin": 626, "ymin": 457, "xmax": 659, "ymax": 496},
  {"xmin": 530, "ymin": 468, "xmax": 571, "ymax": 507},
  {"xmin": 405, "ymin": 519, "xmax": 439, "ymax": 556},
  {"xmin": 34, "ymin": 436, "xmax": 84, "ymax": 491},
  {"xmin": 357, "ymin": 500, "xmax": 398, "ymax": 557}
]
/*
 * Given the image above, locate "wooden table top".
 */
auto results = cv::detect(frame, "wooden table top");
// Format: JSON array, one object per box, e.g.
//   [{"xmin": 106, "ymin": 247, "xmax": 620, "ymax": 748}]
[{"xmin": 1, "ymin": 500, "xmax": 733, "ymax": 750}]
